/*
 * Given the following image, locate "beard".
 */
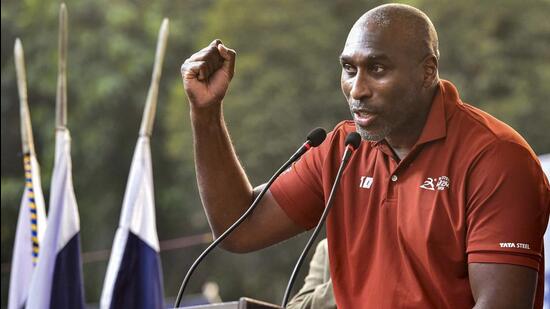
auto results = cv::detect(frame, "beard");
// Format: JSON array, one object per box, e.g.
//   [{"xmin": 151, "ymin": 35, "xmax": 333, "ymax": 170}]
[
  {"xmin": 348, "ymin": 102, "xmax": 391, "ymax": 142},
  {"xmin": 353, "ymin": 120, "xmax": 391, "ymax": 142},
  {"xmin": 347, "ymin": 81, "xmax": 423, "ymax": 143}
]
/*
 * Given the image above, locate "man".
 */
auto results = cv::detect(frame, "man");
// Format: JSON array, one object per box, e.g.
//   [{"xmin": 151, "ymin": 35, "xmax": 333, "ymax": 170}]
[
  {"xmin": 181, "ymin": 3, "xmax": 550, "ymax": 308},
  {"xmin": 286, "ymin": 239, "xmax": 335, "ymax": 309}
]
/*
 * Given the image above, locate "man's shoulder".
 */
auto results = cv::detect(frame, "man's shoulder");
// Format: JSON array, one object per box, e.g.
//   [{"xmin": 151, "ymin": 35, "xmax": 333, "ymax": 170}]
[
  {"xmin": 321, "ymin": 120, "xmax": 357, "ymax": 148},
  {"xmin": 444, "ymin": 101, "xmax": 544, "ymax": 184},
  {"xmin": 332, "ymin": 120, "xmax": 356, "ymax": 135},
  {"xmin": 309, "ymin": 120, "xmax": 371, "ymax": 165},
  {"xmin": 450, "ymin": 101, "xmax": 535, "ymax": 156}
]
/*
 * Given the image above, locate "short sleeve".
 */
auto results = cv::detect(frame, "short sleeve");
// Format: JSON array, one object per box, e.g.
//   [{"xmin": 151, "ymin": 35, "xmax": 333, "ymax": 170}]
[
  {"xmin": 269, "ymin": 124, "xmax": 352, "ymax": 230},
  {"xmin": 466, "ymin": 140, "xmax": 550, "ymax": 270},
  {"xmin": 270, "ymin": 138, "xmax": 327, "ymax": 230}
]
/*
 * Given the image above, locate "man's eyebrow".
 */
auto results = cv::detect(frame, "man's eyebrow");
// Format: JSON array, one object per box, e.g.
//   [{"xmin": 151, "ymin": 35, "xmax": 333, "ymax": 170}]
[
  {"xmin": 339, "ymin": 55, "xmax": 349, "ymax": 63},
  {"xmin": 339, "ymin": 54, "xmax": 390, "ymax": 63},
  {"xmin": 368, "ymin": 54, "xmax": 390, "ymax": 61}
]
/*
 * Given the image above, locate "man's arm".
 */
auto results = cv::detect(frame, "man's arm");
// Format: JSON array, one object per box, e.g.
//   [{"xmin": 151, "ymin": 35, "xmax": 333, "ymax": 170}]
[
  {"xmin": 465, "ymin": 140, "xmax": 549, "ymax": 308},
  {"xmin": 181, "ymin": 40, "xmax": 304, "ymax": 253},
  {"xmin": 469, "ymin": 263, "xmax": 537, "ymax": 309}
]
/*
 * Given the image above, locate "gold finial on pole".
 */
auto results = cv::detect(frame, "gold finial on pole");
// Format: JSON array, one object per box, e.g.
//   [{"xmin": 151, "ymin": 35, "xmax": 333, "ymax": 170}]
[
  {"xmin": 139, "ymin": 18, "xmax": 170, "ymax": 137},
  {"xmin": 15, "ymin": 39, "xmax": 36, "ymax": 156}
]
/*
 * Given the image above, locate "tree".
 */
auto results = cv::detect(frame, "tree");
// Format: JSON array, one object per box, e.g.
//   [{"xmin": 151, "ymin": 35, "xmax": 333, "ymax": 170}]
[{"xmin": 2, "ymin": 0, "xmax": 548, "ymax": 306}]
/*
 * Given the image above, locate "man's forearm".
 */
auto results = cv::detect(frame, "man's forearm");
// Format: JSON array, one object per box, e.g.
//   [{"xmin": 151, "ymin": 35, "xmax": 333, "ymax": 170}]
[{"xmin": 191, "ymin": 105, "xmax": 253, "ymax": 241}]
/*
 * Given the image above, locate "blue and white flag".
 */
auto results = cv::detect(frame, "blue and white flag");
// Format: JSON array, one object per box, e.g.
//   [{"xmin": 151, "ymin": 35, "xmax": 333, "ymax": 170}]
[
  {"xmin": 8, "ymin": 154, "xmax": 47, "ymax": 309},
  {"xmin": 26, "ymin": 129, "xmax": 85, "ymax": 309},
  {"xmin": 100, "ymin": 136, "xmax": 164, "ymax": 309}
]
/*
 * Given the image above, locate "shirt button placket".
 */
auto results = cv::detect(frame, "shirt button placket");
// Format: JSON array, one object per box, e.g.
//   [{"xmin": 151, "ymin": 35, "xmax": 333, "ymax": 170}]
[{"xmin": 385, "ymin": 174, "xmax": 398, "ymax": 204}]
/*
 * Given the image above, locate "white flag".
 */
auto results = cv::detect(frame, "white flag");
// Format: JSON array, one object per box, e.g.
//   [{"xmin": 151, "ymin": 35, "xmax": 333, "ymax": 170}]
[
  {"xmin": 100, "ymin": 136, "xmax": 164, "ymax": 309},
  {"xmin": 26, "ymin": 129, "xmax": 85, "ymax": 309},
  {"xmin": 8, "ymin": 154, "xmax": 47, "ymax": 309}
]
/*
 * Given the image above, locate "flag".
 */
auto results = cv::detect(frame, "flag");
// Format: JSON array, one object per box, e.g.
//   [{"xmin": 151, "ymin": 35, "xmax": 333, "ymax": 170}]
[
  {"xmin": 100, "ymin": 136, "xmax": 164, "ymax": 309},
  {"xmin": 26, "ymin": 129, "xmax": 85, "ymax": 309},
  {"xmin": 8, "ymin": 154, "xmax": 47, "ymax": 309}
]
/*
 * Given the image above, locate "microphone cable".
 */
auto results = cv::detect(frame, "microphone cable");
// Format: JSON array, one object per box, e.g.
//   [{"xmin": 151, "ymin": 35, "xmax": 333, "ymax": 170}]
[
  {"xmin": 281, "ymin": 132, "xmax": 361, "ymax": 307},
  {"xmin": 174, "ymin": 127, "xmax": 326, "ymax": 308}
]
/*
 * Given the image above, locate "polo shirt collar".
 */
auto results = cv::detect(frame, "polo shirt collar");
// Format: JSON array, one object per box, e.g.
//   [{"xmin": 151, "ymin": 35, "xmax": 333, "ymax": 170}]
[
  {"xmin": 417, "ymin": 79, "xmax": 464, "ymax": 145},
  {"xmin": 414, "ymin": 81, "xmax": 448, "ymax": 145}
]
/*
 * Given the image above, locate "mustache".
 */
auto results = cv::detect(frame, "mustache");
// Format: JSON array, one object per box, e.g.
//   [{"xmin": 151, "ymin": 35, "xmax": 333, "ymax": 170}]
[{"xmin": 349, "ymin": 99, "xmax": 380, "ymax": 113}]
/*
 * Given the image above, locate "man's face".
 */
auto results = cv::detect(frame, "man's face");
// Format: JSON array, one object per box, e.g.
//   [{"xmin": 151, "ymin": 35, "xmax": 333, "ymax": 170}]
[{"xmin": 340, "ymin": 23, "xmax": 426, "ymax": 142}]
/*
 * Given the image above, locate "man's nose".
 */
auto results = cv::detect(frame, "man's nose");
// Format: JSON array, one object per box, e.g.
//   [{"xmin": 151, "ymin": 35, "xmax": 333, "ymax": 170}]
[{"xmin": 350, "ymin": 72, "xmax": 373, "ymax": 101}]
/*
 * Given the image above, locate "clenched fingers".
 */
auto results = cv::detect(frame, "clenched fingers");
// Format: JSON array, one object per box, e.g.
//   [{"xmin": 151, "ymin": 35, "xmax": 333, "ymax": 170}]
[
  {"xmin": 217, "ymin": 43, "xmax": 236, "ymax": 79},
  {"xmin": 181, "ymin": 40, "xmax": 225, "ymax": 81},
  {"xmin": 181, "ymin": 39, "xmax": 237, "ymax": 81},
  {"xmin": 181, "ymin": 60, "xmax": 208, "ymax": 81}
]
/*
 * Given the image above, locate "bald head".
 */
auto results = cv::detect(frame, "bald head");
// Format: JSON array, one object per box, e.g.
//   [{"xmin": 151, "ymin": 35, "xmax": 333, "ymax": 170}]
[
  {"xmin": 348, "ymin": 4, "xmax": 439, "ymax": 60},
  {"xmin": 339, "ymin": 4, "xmax": 441, "ymax": 144}
]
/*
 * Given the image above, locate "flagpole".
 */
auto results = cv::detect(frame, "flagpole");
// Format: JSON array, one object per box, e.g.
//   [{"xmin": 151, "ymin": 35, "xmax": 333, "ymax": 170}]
[
  {"xmin": 56, "ymin": 3, "xmax": 68, "ymax": 130},
  {"xmin": 10, "ymin": 38, "xmax": 49, "ymax": 309},
  {"xmin": 14, "ymin": 39, "xmax": 36, "ymax": 156},
  {"xmin": 100, "ymin": 19, "xmax": 169, "ymax": 308},
  {"xmin": 139, "ymin": 18, "xmax": 169, "ymax": 137}
]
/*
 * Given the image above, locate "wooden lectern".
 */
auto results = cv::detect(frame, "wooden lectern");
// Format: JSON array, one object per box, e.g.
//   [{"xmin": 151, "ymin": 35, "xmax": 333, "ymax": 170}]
[{"xmin": 176, "ymin": 297, "xmax": 283, "ymax": 309}]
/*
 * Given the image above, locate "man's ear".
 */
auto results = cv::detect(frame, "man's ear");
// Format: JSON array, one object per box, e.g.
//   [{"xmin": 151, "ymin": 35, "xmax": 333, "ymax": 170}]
[{"xmin": 422, "ymin": 55, "xmax": 438, "ymax": 87}]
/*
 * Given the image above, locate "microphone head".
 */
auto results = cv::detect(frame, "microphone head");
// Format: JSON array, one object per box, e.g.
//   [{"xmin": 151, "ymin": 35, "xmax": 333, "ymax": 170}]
[
  {"xmin": 345, "ymin": 132, "xmax": 361, "ymax": 150},
  {"xmin": 306, "ymin": 127, "xmax": 327, "ymax": 147}
]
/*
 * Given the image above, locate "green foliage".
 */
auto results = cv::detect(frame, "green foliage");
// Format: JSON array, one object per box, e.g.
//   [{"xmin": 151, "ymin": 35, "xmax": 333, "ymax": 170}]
[
  {"xmin": 1, "ymin": 0, "xmax": 549, "ymax": 306},
  {"xmin": 425, "ymin": 0, "xmax": 550, "ymax": 152}
]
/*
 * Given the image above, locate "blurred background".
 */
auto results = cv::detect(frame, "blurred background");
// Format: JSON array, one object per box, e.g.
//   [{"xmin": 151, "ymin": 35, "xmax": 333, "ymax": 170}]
[{"xmin": 2, "ymin": 0, "xmax": 549, "ymax": 307}]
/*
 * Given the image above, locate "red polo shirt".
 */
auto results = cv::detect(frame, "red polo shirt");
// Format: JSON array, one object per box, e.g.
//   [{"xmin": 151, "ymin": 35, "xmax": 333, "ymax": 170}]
[{"xmin": 271, "ymin": 80, "xmax": 550, "ymax": 308}]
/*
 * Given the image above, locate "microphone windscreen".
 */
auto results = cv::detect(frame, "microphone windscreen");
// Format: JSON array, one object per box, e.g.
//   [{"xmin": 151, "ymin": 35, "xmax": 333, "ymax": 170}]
[
  {"xmin": 307, "ymin": 127, "xmax": 327, "ymax": 147},
  {"xmin": 345, "ymin": 132, "xmax": 361, "ymax": 150}
]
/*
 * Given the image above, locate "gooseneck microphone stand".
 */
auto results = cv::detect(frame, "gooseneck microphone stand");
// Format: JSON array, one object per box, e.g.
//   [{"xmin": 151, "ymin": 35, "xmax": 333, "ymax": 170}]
[
  {"xmin": 281, "ymin": 132, "xmax": 361, "ymax": 307},
  {"xmin": 174, "ymin": 128, "xmax": 326, "ymax": 308}
]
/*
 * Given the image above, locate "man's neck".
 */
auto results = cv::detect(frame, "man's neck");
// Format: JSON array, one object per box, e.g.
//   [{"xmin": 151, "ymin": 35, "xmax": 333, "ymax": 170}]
[
  {"xmin": 385, "ymin": 84, "xmax": 439, "ymax": 160},
  {"xmin": 387, "ymin": 144, "xmax": 412, "ymax": 161},
  {"xmin": 385, "ymin": 109, "xmax": 429, "ymax": 160}
]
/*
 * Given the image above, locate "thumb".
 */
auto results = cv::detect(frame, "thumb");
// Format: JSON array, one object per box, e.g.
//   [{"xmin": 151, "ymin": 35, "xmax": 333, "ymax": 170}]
[{"xmin": 218, "ymin": 44, "xmax": 236, "ymax": 78}]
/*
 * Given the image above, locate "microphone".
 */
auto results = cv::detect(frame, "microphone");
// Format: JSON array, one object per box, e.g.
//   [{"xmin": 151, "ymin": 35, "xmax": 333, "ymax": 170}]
[
  {"xmin": 342, "ymin": 131, "xmax": 361, "ymax": 162},
  {"xmin": 290, "ymin": 127, "xmax": 327, "ymax": 162},
  {"xmin": 281, "ymin": 132, "xmax": 361, "ymax": 307},
  {"xmin": 174, "ymin": 127, "xmax": 327, "ymax": 308}
]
